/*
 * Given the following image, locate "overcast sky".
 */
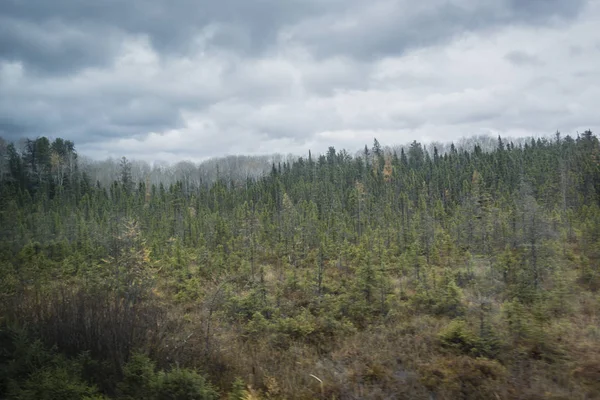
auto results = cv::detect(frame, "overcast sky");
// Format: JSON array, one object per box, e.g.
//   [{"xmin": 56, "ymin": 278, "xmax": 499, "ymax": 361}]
[{"xmin": 1, "ymin": 0, "xmax": 599, "ymax": 162}]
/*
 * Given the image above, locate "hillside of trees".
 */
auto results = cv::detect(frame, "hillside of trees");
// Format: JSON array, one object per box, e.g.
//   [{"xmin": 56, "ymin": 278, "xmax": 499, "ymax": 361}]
[{"xmin": 0, "ymin": 132, "xmax": 599, "ymax": 399}]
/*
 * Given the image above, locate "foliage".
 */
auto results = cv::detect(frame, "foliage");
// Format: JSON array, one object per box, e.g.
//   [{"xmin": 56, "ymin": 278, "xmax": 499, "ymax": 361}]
[{"xmin": 1, "ymin": 132, "xmax": 600, "ymax": 399}]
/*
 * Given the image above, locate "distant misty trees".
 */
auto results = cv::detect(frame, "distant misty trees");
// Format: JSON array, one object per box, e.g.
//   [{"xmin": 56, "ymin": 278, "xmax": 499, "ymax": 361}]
[{"xmin": 80, "ymin": 154, "xmax": 292, "ymax": 190}]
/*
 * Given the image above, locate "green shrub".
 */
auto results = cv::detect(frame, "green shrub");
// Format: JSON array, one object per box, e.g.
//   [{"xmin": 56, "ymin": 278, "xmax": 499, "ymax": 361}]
[
  {"xmin": 438, "ymin": 319, "xmax": 480, "ymax": 355},
  {"xmin": 118, "ymin": 352, "xmax": 218, "ymax": 400},
  {"xmin": 228, "ymin": 378, "xmax": 248, "ymax": 400},
  {"xmin": 13, "ymin": 365, "xmax": 106, "ymax": 400},
  {"xmin": 411, "ymin": 276, "xmax": 465, "ymax": 318},
  {"xmin": 0, "ymin": 327, "xmax": 101, "ymax": 399},
  {"xmin": 118, "ymin": 352, "xmax": 159, "ymax": 400},
  {"xmin": 155, "ymin": 368, "xmax": 219, "ymax": 400}
]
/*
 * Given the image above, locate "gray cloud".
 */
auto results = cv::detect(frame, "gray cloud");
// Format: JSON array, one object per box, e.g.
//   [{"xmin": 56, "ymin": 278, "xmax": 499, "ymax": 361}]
[
  {"xmin": 0, "ymin": 0, "xmax": 598, "ymax": 161},
  {"xmin": 0, "ymin": 0, "xmax": 585, "ymax": 73},
  {"xmin": 505, "ymin": 51, "xmax": 544, "ymax": 66},
  {"xmin": 0, "ymin": 17, "xmax": 118, "ymax": 75},
  {"xmin": 0, "ymin": 0, "xmax": 327, "ymax": 74},
  {"xmin": 508, "ymin": 0, "xmax": 584, "ymax": 21},
  {"xmin": 0, "ymin": 118, "xmax": 30, "ymax": 136},
  {"xmin": 281, "ymin": 0, "xmax": 586, "ymax": 60}
]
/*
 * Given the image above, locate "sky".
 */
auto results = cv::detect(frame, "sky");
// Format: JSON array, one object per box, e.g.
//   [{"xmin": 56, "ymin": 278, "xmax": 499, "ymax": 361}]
[{"xmin": 1, "ymin": 0, "xmax": 599, "ymax": 162}]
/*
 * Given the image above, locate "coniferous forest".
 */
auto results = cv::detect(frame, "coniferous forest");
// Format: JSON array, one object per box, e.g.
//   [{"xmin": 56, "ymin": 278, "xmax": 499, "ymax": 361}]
[{"xmin": 1, "ymin": 132, "xmax": 600, "ymax": 400}]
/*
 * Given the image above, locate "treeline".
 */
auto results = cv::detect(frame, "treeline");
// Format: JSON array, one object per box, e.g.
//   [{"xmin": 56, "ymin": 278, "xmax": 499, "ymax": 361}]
[
  {"xmin": 0, "ymin": 134, "xmax": 535, "ymax": 196},
  {"xmin": 0, "ymin": 132, "xmax": 599, "ymax": 399}
]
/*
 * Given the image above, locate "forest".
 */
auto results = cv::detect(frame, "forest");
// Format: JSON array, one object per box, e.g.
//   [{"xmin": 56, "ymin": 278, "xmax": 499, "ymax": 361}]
[{"xmin": 0, "ymin": 132, "xmax": 599, "ymax": 399}]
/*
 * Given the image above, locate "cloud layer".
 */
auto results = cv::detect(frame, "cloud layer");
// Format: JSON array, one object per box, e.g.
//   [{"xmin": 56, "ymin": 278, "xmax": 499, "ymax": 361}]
[{"xmin": 1, "ymin": 0, "xmax": 598, "ymax": 161}]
